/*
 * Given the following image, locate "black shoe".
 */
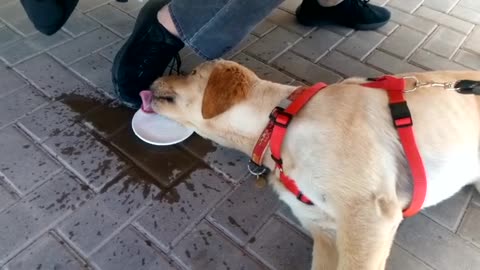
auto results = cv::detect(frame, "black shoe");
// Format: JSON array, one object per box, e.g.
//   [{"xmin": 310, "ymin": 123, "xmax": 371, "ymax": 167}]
[
  {"xmin": 296, "ymin": 0, "xmax": 390, "ymax": 30},
  {"xmin": 112, "ymin": 0, "xmax": 184, "ymax": 109},
  {"xmin": 20, "ymin": 0, "xmax": 79, "ymax": 35}
]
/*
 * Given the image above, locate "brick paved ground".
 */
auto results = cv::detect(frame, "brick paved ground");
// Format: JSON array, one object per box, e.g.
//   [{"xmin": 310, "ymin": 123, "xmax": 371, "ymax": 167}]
[{"xmin": 0, "ymin": 0, "xmax": 480, "ymax": 269}]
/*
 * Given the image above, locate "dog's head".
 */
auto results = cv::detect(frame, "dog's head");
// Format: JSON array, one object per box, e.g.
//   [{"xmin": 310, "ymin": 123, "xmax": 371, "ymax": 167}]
[{"xmin": 144, "ymin": 60, "xmax": 260, "ymax": 144}]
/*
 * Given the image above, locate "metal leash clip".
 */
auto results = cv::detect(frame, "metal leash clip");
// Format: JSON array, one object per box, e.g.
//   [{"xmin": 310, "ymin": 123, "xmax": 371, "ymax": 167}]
[{"xmin": 403, "ymin": 76, "xmax": 459, "ymax": 92}]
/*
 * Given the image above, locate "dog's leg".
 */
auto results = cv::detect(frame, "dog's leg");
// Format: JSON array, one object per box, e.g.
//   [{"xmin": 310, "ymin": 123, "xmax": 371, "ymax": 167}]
[
  {"xmin": 310, "ymin": 230, "xmax": 338, "ymax": 270},
  {"xmin": 335, "ymin": 195, "xmax": 403, "ymax": 270}
]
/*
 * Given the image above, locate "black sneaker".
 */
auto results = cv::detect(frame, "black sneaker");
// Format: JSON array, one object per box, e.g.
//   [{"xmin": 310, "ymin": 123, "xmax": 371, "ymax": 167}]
[
  {"xmin": 20, "ymin": 0, "xmax": 79, "ymax": 35},
  {"xmin": 112, "ymin": 0, "xmax": 184, "ymax": 109},
  {"xmin": 296, "ymin": 0, "xmax": 391, "ymax": 30}
]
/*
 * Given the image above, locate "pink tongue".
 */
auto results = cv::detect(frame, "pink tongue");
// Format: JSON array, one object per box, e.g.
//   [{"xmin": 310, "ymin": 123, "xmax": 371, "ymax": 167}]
[{"xmin": 140, "ymin": 90, "xmax": 155, "ymax": 113}]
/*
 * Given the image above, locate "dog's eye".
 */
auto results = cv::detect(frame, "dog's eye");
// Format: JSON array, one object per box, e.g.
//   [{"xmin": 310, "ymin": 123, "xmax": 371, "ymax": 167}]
[
  {"xmin": 154, "ymin": 95, "xmax": 175, "ymax": 103},
  {"xmin": 191, "ymin": 69, "xmax": 197, "ymax": 75}
]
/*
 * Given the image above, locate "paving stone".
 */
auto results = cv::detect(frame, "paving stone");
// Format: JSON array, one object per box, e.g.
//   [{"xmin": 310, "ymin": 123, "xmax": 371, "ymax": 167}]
[
  {"xmin": 134, "ymin": 167, "xmax": 231, "ymax": 250},
  {"xmin": 224, "ymin": 34, "xmax": 258, "ymax": 59},
  {"xmin": 423, "ymin": 26, "xmax": 466, "ymax": 59},
  {"xmin": 247, "ymin": 217, "xmax": 312, "ymax": 270},
  {"xmin": 396, "ymin": 214, "xmax": 480, "ymax": 270},
  {"xmin": 279, "ymin": 0, "xmax": 301, "ymax": 13},
  {"xmin": 367, "ymin": 50, "xmax": 425, "ymax": 74},
  {"xmin": 388, "ymin": 0, "xmax": 423, "ymax": 13},
  {"xmin": 70, "ymin": 53, "xmax": 115, "ymax": 97},
  {"xmin": 77, "ymin": 0, "xmax": 111, "ymax": 12},
  {"xmin": 181, "ymin": 134, "xmax": 249, "ymax": 182},
  {"xmin": 252, "ymin": 20, "xmax": 276, "ymax": 37},
  {"xmin": 410, "ymin": 49, "xmax": 469, "ymax": 71},
  {"xmin": 0, "ymin": 85, "xmax": 47, "ymax": 128},
  {"xmin": 267, "ymin": 8, "xmax": 313, "ymax": 36},
  {"xmin": 82, "ymin": 101, "xmax": 134, "ymax": 138},
  {"xmin": 245, "ymin": 27, "xmax": 301, "ymax": 62},
  {"xmin": 172, "ymin": 221, "xmax": 264, "ymax": 270},
  {"xmin": 87, "ymin": 5, "xmax": 135, "ymax": 38},
  {"xmin": 98, "ymin": 39, "xmax": 125, "ymax": 62},
  {"xmin": 458, "ymin": 204, "xmax": 480, "ymax": 248},
  {"xmin": 18, "ymin": 101, "xmax": 83, "ymax": 142},
  {"xmin": 49, "ymin": 28, "xmax": 120, "ymax": 65},
  {"xmin": 62, "ymin": 11, "xmax": 100, "ymax": 37},
  {"xmin": 0, "ymin": 172, "xmax": 91, "ymax": 263},
  {"xmin": 59, "ymin": 169, "xmax": 160, "ymax": 254},
  {"xmin": 0, "ymin": 181, "xmax": 17, "ymax": 213},
  {"xmin": 376, "ymin": 21, "xmax": 400, "ymax": 36},
  {"xmin": 291, "ymin": 28, "xmax": 344, "ymax": 62},
  {"xmin": 232, "ymin": 53, "xmax": 294, "ymax": 84},
  {"xmin": 58, "ymin": 201, "xmax": 122, "ymax": 255},
  {"xmin": 91, "ymin": 226, "xmax": 177, "ymax": 270},
  {"xmin": 458, "ymin": 0, "xmax": 480, "ymax": 12},
  {"xmin": 449, "ymin": 5, "xmax": 480, "ymax": 25},
  {"xmin": 463, "ymin": 26, "xmax": 480, "ymax": 55},
  {"xmin": 44, "ymin": 124, "xmax": 128, "ymax": 189},
  {"xmin": 0, "ymin": 64, "xmax": 27, "ymax": 97},
  {"xmin": 380, "ymin": 26, "xmax": 426, "ymax": 59},
  {"xmin": 112, "ymin": 126, "xmax": 199, "ymax": 188},
  {"xmin": 322, "ymin": 25, "xmax": 354, "ymax": 37},
  {"xmin": 422, "ymin": 187, "xmax": 472, "ymax": 231},
  {"xmin": 0, "ymin": 31, "xmax": 71, "ymax": 65},
  {"xmin": 423, "ymin": 0, "xmax": 459, "ymax": 12},
  {"xmin": 414, "ymin": 6, "xmax": 474, "ymax": 34},
  {"xmin": 273, "ymin": 51, "xmax": 342, "ymax": 84},
  {"xmin": 336, "ymin": 30, "xmax": 386, "ymax": 60},
  {"xmin": 275, "ymin": 202, "xmax": 304, "ymax": 230},
  {"xmin": 386, "ymin": 244, "xmax": 433, "ymax": 270},
  {"xmin": 179, "ymin": 53, "xmax": 205, "ymax": 74},
  {"xmin": 111, "ymin": 0, "xmax": 145, "ymax": 13},
  {"xmin": 0, "ymin": 26, "xmax": 21, "ymax": 48},
  {"xmin": 5, "ymin": 233, "xmax": 85, "ymax": 270},
  {"xmin": 0, "ymin": 126, "xmax": 59, "ymax": 194},
  {"xmin": 0, "ymin": 1, "xmax": 37, "ymax": 36},
  {"xmin": 209, "ymin": 176, "xmax": 281, "ymax": 245},
  {"xmin": 319, "ymin": 51, "xmax": 383, "ymax": 78},
  {"xmin": 15, "ymin": 54, "xmax": 89, "ymax": 98},
  {"xmin": 389, "ymin": 7, "xmax": 437, "ymax": 34}
]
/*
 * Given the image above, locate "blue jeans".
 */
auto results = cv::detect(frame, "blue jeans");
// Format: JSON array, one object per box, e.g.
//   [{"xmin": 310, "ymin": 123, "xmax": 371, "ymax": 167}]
[{"xmin": 169, "ymin": 0, "xmax": 343, "ymax": 59}]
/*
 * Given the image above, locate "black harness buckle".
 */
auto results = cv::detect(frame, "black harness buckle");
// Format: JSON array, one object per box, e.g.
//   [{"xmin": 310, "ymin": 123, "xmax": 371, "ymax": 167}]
[{"xmin": 389, "ymin": 101, "xmax": 413, "ymax": 128}]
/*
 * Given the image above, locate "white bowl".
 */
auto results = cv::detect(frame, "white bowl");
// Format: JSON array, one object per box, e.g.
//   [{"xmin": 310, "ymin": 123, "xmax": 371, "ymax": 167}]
[{"xmin": 131, "ymin": 109, "xmax": 194, "ymax": 146}]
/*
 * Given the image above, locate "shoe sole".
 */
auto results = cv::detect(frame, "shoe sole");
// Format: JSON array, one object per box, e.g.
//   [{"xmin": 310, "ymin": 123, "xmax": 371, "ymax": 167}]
[{"xmin": 112, "ymin": 0, "xmax": 169, "ymax": 109}]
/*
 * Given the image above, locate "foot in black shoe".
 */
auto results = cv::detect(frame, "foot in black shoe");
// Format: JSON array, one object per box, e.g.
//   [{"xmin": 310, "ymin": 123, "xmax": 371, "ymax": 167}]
[
  {"xmin": 20, "ymin": 0, "xmax": 78, "ymax": 35},
  {"xmin": 112, "ymin": 0, "xmax": 184, "ymax": 109},
  {"xmin": 296, "ymin": 0, "xmax": 390, "ymax": 30}
]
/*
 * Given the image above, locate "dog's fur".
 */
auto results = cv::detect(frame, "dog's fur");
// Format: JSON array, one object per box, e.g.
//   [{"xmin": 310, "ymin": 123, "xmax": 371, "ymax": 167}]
[{"xmin": 149, "ymin": 60, "xmax": 480, "ymax": 270}]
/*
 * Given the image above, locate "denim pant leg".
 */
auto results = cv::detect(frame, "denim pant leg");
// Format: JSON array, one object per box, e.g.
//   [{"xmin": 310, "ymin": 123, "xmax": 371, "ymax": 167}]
[{"xmin": 169, "ymin": 0, "xmax": 283, "ymax": 60}]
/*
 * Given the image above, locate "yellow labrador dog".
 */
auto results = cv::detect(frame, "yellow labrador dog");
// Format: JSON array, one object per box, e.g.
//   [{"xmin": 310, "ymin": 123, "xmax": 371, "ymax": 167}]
[{"xmin": 141, "ymin": 59, "xmax": 480, "ymax": 270}]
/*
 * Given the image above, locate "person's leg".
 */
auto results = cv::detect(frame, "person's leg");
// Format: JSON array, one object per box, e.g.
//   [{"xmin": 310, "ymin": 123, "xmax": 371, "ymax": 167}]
[
  {"xmin": 20, "ymin": 0, "xmax": 78, "ymax": 35},
  {"xmin": 297, "ymin": 0, "xmax": 390, "ymax": 30},
  {"xmin": 112, "ymin": 0, "xmax": 282, "ymax": 109}
]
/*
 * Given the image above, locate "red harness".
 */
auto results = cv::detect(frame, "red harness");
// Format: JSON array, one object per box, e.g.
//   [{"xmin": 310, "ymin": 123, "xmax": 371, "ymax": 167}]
[{"xmin": 250, "ymin": 76, "xmax": 427, "ymax": 218}]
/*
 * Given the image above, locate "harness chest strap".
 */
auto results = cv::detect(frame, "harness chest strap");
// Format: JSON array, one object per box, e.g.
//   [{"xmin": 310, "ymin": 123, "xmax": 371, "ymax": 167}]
[{"xmin": 250, "ymin": 76, "xmax": 427, "ymax": 218}]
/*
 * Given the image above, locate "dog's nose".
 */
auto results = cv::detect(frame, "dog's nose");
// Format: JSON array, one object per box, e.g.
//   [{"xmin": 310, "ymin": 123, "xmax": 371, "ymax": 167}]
[{"xmin": 140, "ymin": 90, "xmax": 155, "ymax": 113}]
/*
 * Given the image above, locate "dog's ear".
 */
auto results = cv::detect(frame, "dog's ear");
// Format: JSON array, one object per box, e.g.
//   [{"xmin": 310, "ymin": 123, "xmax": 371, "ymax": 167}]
[{"xmin": 201, "ymin": 62, "xmax": 255, "ymax": 119}]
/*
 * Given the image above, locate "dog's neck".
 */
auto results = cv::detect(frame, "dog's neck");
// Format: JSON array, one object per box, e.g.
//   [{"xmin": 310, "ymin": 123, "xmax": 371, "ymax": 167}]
[{"xmin": 209, "ymin": 80, "xmax": 299, "ymax": 167}]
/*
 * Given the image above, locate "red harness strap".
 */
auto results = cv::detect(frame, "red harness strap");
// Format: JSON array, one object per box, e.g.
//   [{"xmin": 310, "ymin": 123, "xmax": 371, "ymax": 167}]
[
  {"xmin": 269, "ymin": 82, "xmax": 328, "ymax": 205},
  {"xmin": 250, "ymin": 76, "xmax": 427, "ymax": 217},
  {"xmin": 361, "ymin": 76, "xmax": 427, "ymax": 217}
]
